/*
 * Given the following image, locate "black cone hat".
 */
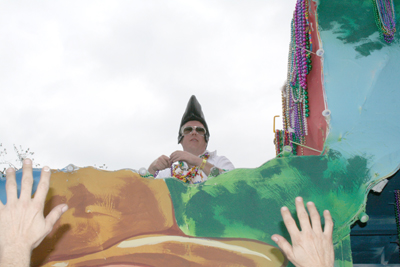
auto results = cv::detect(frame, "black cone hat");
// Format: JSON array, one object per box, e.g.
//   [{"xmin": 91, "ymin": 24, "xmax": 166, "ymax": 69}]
[{"xmin": 178, "ymin": 95, "xmax": 210, "ymax": 144}]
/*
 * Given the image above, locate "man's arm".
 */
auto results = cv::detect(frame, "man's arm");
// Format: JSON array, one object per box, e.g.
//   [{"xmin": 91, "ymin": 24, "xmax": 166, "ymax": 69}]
[
  {"xmin": 0, "ymin": 159, "xmax": 68, "ymax": 267},
  {"xmin": 272, "ymin": 197, "xmax": 334, "ymax": 267}
]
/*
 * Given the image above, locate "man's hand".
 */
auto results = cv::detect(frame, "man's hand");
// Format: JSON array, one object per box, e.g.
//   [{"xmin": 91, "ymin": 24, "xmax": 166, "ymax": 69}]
[
  {"xmin": 0, "ymin": 159, "xmax": 68, "ymax": 267},
  {"xmin": 169, "ymin": 150, "xmax": 202, "ymax": 168},
  {"xmin": 272, "ymin": 197, "xmax": 334, "ymax": 267},
  {"xmin": 148, "ymin": 155, "xmax": 171, "ymax": 175}
]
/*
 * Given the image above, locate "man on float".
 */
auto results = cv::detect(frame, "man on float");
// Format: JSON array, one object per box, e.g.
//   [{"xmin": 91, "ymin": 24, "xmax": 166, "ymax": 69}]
[{"xmin": 148, "ymin": 95, "xmax": 235, "ymax": 184}]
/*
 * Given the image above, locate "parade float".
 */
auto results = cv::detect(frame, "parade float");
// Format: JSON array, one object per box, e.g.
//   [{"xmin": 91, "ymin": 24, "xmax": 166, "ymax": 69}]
[{"xmin": 1, "ymin": 0, "xmax": 399, "ymax": 266}]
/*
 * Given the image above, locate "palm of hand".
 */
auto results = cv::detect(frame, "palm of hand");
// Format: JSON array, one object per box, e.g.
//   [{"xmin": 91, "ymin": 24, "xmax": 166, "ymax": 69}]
[
  {"xmin": 0, "ymin": 202, "xmax": 48, "ymax": 250},
  {"xmin": 272, "ymin": 199, "xmax": 334, "ymax": 267},
  {"xmin": 289, "ymin": 233, "xmax": 333, "ymax": 267}
]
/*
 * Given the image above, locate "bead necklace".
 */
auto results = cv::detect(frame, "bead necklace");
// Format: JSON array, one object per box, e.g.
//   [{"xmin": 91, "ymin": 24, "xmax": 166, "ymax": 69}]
[
  {"xmin": 274, "ymin": 130, "xmax": 298, "ymax": 157},
  {"xmin": 276, "ymin": 0, "xmax": 312, "ymax": 156},
  {"xmin": 274, "ymin": 130, "xmax": 281, "ymax": 156},
  {"xmin": 281, "ymin": 85, "xmax": 288, "ymax": 130},
  {"xmin": 171, "ymin": 152, "xmax": 210, "ymax": 184},
  {"xmin": 372, "ymin": 0, "xmax": 396, "ymax": 43}
]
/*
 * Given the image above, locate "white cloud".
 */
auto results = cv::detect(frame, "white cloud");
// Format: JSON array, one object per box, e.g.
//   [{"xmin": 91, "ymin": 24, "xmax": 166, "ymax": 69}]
[{"xmin": 0, "ymin": 0, "xmax": 295, "ymax": 171}]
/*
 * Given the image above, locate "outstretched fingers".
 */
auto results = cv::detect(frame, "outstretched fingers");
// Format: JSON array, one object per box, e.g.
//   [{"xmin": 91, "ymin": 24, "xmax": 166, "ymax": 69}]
[
  {"xmin": 323, "ymin": 210, "xmax": 334, "ymax": 237},
  {"xmin": 32, "ymin": 203, "xmax": 68, "ymax": 249},
  {"xmin": 272, "ymin": 234, "xmax": 294, "ymax": 259},
  {"xmin": 280, "ymin": 206, "xmax": 299, "ymax": 236},
  {"xmin": 20, "ymin": 159, "xmax": 34, "ymax": 201},
  {"xmin": 273, "ymin": 198, "xmax": 335, "ymax": 267},
  {"xmin": 307, "ymin": 201, "xmax": 323, "ymax": 233},
  {"xmin": 5, "ymin": 168, "xmax": 17, "ymax": 205},
  {"xmin": 32, "ymin": 166, "xmax": 51, "ymax": 206},
  {"xmin": 45, "ymin": 204, "xmax": 68, "ymax": 231},
  {"xmin": 295, "ymin": 197, "xmax": 312, "ymax": 231},
  {"xmin": 0, "ymin": 160, "xmax": 69, "ymax": 265}
]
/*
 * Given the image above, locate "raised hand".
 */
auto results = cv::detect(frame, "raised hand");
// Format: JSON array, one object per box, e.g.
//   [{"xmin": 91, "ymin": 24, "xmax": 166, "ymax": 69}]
[
  {"xmin": 0, "ymin": 159, "xmax": 68, "ymax": 267},
  {"xmin": 272, "ymin": 197, "xmax": 334, "ymax": 267}
]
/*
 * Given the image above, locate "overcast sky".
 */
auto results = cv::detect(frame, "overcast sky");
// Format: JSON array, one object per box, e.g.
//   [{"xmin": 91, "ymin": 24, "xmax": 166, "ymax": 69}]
[{"xmin": 0, "ymin": 0, "xmax": 294, "ymax": 171}]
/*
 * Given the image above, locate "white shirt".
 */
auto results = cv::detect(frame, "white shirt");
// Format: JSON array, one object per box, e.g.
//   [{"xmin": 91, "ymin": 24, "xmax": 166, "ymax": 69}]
[{"xmin": 155, "ymin": 150, "xmax": 234, "ymax": 184}]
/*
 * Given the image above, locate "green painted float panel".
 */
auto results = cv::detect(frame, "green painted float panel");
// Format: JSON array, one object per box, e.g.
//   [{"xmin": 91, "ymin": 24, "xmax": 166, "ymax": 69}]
[{"xmin": 166, "ymin": 1, "xmax": 400, "ymax": 266}]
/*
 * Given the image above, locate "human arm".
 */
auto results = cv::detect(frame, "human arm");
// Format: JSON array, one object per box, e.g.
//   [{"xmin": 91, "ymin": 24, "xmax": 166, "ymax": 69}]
[
  {"xmin": 148, "ymin": 155, "xmax": 171, "ymax": 175},
  {"xmin": 211, "ymin": 155, "xmax": 234, "ymax": 172},
  {"xmin": 271, "ymin": 197, "xmax": 334, "ymax": 267},
  {"xmin": 205, "ymin": 155, "xmax": 235, "ymax": 177},
  {"xmin": 0, "ymin": 159, "xmax": 68, "ymax": 267}
]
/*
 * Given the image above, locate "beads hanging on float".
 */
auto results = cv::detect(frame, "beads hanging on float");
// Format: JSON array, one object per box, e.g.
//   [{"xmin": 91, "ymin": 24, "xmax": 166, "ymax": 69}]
[
  {"xmin": 372, "ymin": 0, "xmax": 396, "ymax": 43},
  {"xmin": 275, "ymin": 130, "xmax": 298, "ymax": 157},
  {"xmin": 275, "ymin": 0, "xmax": 312, "ymax": 157}
]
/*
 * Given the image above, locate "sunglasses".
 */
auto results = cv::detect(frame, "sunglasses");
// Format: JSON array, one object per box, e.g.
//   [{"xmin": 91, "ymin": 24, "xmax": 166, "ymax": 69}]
[{"xmin": 181, "ymin": 126, "xmax": 207, "ymax": 136}]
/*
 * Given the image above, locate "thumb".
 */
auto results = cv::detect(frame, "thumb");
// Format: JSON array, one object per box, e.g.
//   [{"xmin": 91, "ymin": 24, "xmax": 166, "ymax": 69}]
[
  {"xmin": 272, "ymin": 234, "xmax": 294, "ymax": 259},
  {"xmin": 32, "ymin": 204, "xmax": 68, "ymax": 249},
  {"xmin": 45, "ymin": 204, "xmax": 68, "ymax": 233}
]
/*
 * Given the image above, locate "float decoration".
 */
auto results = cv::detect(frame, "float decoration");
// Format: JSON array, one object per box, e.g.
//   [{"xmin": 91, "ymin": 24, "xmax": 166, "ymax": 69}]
[
  {"xmin": 372, "ymin": 0, "xmax": 396, "ymax": 43},
  {"xmin": 277, "ymin": 0, "xmax": 313, "ymax": 156}
]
